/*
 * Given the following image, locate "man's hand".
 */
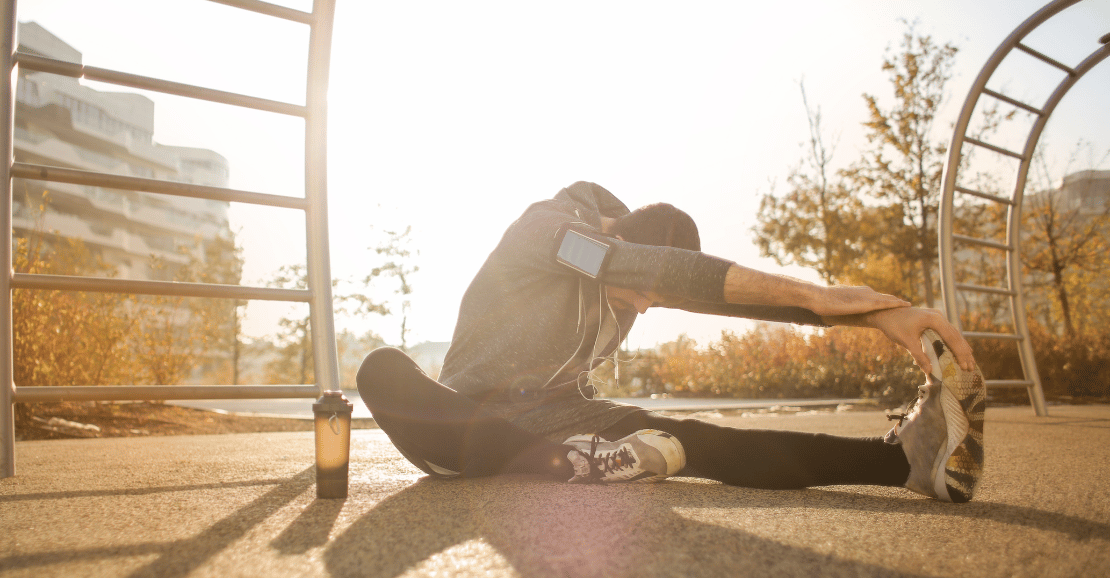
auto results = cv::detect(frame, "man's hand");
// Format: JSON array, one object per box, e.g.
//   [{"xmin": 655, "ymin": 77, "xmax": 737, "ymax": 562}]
[
  {"xmin": 720, "ymin": 264, "xmax": 972, "ymax": 373},
  {"xmin": 824, "ymin": 307, "xmax": 977, "ymax": 374}
]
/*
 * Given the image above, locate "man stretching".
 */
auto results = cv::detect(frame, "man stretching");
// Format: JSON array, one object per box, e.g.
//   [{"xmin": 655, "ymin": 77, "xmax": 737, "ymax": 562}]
[{"xmin": 357, "ymin": 181, "xmax": 985, "ymax": 502}]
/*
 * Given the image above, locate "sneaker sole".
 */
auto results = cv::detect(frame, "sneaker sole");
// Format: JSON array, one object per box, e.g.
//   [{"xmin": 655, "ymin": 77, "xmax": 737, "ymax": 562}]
[{"xmin": 921, "ymin": 329, "xmax": 986, "ymax": 503}]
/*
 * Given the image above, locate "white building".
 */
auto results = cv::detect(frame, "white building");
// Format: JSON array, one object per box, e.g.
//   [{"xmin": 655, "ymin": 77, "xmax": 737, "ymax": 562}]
[
  {"xmin": 12, "ymin": 22, "xmax": 232, "ymax": 280},
  {"xmin": 1057, "ymin": 170, "xmax": 1110, "ymax": 216}
]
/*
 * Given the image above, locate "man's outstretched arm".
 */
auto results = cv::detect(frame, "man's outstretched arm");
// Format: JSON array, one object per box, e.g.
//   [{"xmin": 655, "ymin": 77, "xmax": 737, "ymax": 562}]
[
  {"xmin": 722, "ymin": 264, "xmax": 909, "ymax": 317},
  {"xmin": 721, "ymin": 263, "xmax": 975, "ymax": 374}
]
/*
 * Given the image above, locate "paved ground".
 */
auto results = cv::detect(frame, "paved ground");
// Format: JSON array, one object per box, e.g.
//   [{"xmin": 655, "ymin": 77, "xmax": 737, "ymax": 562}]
[{"xmin": 1, "ymin": 404, "xmax": 1107, "ymax": 578}]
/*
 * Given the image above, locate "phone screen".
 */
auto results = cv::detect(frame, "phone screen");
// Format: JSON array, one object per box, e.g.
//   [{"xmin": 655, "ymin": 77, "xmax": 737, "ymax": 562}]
[{"xmin": 555, "ymin": 229, "xmax": 610, "ymax": 278}]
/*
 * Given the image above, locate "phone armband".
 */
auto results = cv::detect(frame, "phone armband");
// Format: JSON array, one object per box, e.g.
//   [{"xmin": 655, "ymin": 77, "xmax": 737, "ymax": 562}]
[{"xmin": 553, "ymin": 225, "xmax": 612, "ymax": 279}]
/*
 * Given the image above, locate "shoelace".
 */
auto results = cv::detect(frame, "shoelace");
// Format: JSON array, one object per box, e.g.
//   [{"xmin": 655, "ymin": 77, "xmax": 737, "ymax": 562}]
[
  {"xmin": 887, "ymin": 384, "xmax": 928, "ymax": 428},
  {"xmin": 582, "ymin": 435, "xmax": 637, "ymax": 480}
]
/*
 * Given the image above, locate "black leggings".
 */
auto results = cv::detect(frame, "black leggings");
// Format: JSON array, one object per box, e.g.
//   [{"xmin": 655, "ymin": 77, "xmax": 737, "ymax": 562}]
[{"xmin": 356, "ymin": 347, "xmax": 909, "ymax": 489}]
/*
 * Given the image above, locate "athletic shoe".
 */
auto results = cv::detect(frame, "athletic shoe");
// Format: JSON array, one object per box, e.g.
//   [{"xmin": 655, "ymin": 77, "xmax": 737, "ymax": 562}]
[
  {"xmin": 886, "ymin": 329, "xmax": 986, "ymax": 502},
  {"xmin": 563, "ymin": 429, "xmax": 686, "ymax": 483}
]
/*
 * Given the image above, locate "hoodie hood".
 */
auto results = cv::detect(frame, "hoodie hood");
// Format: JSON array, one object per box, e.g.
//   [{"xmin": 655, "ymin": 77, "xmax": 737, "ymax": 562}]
[{"xmin": 553, "ymin": 181, "xmax": 631, "ymax": 227}]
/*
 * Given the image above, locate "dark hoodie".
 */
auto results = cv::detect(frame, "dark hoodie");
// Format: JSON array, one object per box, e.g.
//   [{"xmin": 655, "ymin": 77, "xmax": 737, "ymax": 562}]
[{"xmin": 439, "ymin": 181, "xmax": 825, "ymax": 404}]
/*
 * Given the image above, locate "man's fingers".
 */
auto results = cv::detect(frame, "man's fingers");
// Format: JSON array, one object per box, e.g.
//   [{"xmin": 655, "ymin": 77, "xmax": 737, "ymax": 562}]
[
  {"xmin": 911, "ymin": 347, "xmax": 931, "ymax": 374},
  {"xmin": 922, "ymin": 310, "xmax": 978, "ymax": 372}
]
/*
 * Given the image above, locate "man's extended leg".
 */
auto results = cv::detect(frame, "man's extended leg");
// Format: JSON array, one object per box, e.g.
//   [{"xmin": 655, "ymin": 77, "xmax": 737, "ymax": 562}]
[
  {"xmin": 356, "ymin": 347, "xmax": 572, "ymax": 479},
  {"xmin": 598, "ymin": 412, "xmax": 909, "ymax": 489},
  {"xmin": 598, "ymin": 329, "xmax": 986, "ymax": 500}
]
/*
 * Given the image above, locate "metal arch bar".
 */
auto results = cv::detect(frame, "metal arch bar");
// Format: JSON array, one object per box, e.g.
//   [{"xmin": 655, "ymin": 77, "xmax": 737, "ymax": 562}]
[
  {"xmin": 981, "ymin": 88, "xmax": 1044, "ymax": 116},
  {"xmin": 952, "ymin": 234, "xmax": 1012, "ymax": 251},
  {"xmin": 303, "ymin": 0, "xmax": 341, "ymax": 396},
  {"xmin": 954, "ymin": 185, "xmax": 1015, "ymax": 205},
  {"xmin": 11, "ymin": 162, "xmax": 308, "ymax": 211},
  {"xmin": 939, "ymin": 0, "xmax": 1081, "ymax": 333},
  {"xmin": 939, "ymin": 0, "xmax": 1083, "ymax": 418},
  {"xmin": 955, "ymin": 283, "xmax": 1017, "ymax": 297},
  {"xmin": 11, "ymin": 273, "xmax": 312, "ymax": 302},
  {"xmin": 987, "ymin": 380, "xmax": 1037, "ymax": 389},
  {"xmin": 205, "ymin": 0, "xmax": 314, "ymax": 24},
  {"xmin": 13, "ymin": 384, "xmax": 319, "ymax": 403},
  {"xmin": 963, "ymin": 137, "xmax": 1026, "ymax": 160},
  {"xmin": 964, "ymin": 331, "xmax": 1024, "ymax": 341},
  {"xmin": 1, "ymin": 0, "xmax": 17, "ymax": 480},
  {"xmin": 1016, "ymin": 42, "xmax": 1078, "ymax": 76},
  {"xmin": 1001, "ymin": 39, "xmax": 1110, "ymax": 416},
  {"xmin": 15, "ymin": 53, "xmax": 307, "ymax": 117}
]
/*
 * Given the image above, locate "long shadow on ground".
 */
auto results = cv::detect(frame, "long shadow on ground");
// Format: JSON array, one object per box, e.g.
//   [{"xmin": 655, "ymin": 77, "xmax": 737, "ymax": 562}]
[{"xmin": 323, "ymin": 475, "xmax": 1110, "ymax": 578}]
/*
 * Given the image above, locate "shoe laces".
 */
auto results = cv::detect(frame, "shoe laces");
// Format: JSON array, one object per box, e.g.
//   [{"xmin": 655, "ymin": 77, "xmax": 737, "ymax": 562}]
[
  {"xmin": 887, "ymin": 384, "xmax": 928, "ymax": 429},
  {"xmin": 577, "ymin": 435, "xmax": 638, "ymax": 481}
]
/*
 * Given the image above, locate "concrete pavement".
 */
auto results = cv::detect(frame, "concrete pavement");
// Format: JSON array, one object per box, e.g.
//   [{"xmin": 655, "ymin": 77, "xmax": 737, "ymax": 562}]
[{"xmin": 1, "ymin": 404, "xmax": 1108, "ymax": 578}]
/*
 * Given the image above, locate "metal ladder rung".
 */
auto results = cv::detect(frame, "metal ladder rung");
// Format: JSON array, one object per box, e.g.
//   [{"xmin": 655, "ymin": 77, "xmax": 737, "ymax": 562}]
[
  {"xmin": 954, "ymin": 185, "xmax": 1015, "ymax": 205},
  {"xmin": 964, "ymin": 331, "xmax": 1024, "ymax": 341},
  {"xmin": 956, "ymin": 282, "xmax": 1016, "ymax": 296},
  {"xmin": 952, "ymin": 234, "xmax": 1012, "ymax": 251},
  {"xmin": 14, "ymin": 52, "xmax": 307, "ymax": 118},
  {"xmin": 981, "ymin": 87, "xmax": 1044, "ymax": 116},
  {"xmin": 11, "ymin": 162, "xmax": 308, "ymax": 211},
  {"xmin": 13, "ymin": 384, "xmax": 320, "ymax": 403},
  {"xmin": 10, "ymin": 273, "xmax": 312, "ymax": 302},
  {"xmin": 963, "ymin": 136, "xmax": 1026, "ymax": 160},
  {"xmin": 985, "ymin": 379, "xmax": 1036, "ymax": 389},
  {"xmin": 206, "ymin": 0, "xmax": 314, "ymax": 24},
  {"xmin": 1016, "ymin": 42, "xmax": 1077, "ymax": 76}
]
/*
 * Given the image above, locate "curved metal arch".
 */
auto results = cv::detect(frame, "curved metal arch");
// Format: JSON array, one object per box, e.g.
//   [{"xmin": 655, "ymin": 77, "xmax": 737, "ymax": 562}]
[{"xmin": 939, "ymin": 0, "xmax": 1110, "ymax": 416}]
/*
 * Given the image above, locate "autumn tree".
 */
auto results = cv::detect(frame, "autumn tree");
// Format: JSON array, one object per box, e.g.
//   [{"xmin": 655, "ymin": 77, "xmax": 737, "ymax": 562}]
[
  {"xmin": 754, "ymin": 81, "xmax": 866, "ymax": 284},
  {"xmin": 264, "ymin": 226, "xmax": 421, "ymax": 384},
  {"xmin": 265, "ymin": 264, "xmax": 314, "ymax": 384},
  {"xmin": 1022, "ymin": 146, "xmax": 1110, "ymax": 338},
  {"xmin": 177, "ymin": 232, "xmax": 246, "ymax": 383},
  {"xmin": 839, "ymin": 25, "xmax": 959, "ymax": 306},
  {"xmin": 12, "ymin": 233, "xmax": 134, "ymax": 388},
  {"xmin": 345, "ymin": 226, "xmax": 419, "ymax": 351}
]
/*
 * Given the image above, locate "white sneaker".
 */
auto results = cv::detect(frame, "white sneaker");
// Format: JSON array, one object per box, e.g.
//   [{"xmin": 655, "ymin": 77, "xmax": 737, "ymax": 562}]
[
  {"xmin": 563, "ymin": 429, "xmax": 686, "ymax": 483},
  {"xmin": 886, "ymin": 329, "xmax": 986, "ymax": 502}
]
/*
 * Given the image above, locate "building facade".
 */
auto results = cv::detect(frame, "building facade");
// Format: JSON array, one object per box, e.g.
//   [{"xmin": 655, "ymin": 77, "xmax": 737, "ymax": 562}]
[{"xmin": 12, "ymin": 22, "xmax": 232, "ymax": 281}]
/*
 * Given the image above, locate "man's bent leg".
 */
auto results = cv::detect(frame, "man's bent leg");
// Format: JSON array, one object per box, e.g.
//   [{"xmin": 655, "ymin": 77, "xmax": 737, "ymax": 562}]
[
  {"xmin": 356, "ymin": 347, "xmax": 572, "ymax": 479},
  {"xmin": 599, "ymin": 411, "xmax": 909, "ymax": 489}
]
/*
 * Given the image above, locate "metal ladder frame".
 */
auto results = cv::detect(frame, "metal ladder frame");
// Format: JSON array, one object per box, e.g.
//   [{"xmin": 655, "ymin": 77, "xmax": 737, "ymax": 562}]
[
  {"xmin": 938, "ymin": 0, "xmax": 1110, "ymax": 416},
  {"xmin": 1, "ymin": 0, "xmax": 341, "ymax": 478}
]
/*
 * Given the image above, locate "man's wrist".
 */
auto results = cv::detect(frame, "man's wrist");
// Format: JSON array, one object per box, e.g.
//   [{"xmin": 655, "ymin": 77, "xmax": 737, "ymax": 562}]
[{"xmin": 820, "ymin": 310, "xmax": 875, "ymax": 329}]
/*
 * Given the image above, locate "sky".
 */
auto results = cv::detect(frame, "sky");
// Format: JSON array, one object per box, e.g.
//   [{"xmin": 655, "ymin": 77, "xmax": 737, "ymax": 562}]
[{"xmin": 14, "ymin": 0, "xmax": 1110, "ymax": 350}]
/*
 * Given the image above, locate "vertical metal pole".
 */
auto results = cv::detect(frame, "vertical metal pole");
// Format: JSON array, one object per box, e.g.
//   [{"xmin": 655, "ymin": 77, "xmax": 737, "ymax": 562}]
[
  {"xmin": 1006, "ymin": 164, "xmax": 1048, "ymax": 417},
  {"xmin": 1, "ymin": 0, "xmax": 19, "ymax": 479},
  {"xmin": 304, "ymin": 0, "xmax": 340, "ymax": 394}
]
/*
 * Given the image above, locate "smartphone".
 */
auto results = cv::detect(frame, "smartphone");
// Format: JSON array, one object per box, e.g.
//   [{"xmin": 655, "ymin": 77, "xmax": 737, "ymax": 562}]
[{"xmin": 554, "ymin": 228, "xmax": 611, "ymax": 278}]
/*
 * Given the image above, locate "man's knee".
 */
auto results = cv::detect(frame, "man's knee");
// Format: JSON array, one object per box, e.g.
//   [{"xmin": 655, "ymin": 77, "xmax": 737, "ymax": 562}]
[{"xmin": 356, "ymin": 347, "xmax": 415, "ymax": 392}]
